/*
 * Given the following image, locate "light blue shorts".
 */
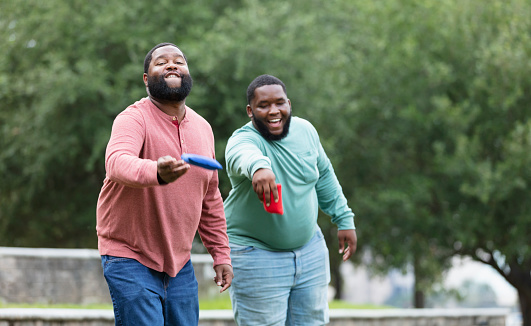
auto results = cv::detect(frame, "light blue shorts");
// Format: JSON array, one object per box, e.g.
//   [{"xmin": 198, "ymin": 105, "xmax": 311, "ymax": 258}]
[{"xmin": 229, "ymin": 229, "xmax": 331, "ymax": 326}]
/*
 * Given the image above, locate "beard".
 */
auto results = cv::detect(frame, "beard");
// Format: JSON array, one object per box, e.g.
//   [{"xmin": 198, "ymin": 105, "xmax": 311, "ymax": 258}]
[
  {"xmin": 147, "ymin": 72, "xmax": 193, "ymax": 102},
  {"xmin": 252, "ymin": 112, "xmax": 292, "ymax": 141}
]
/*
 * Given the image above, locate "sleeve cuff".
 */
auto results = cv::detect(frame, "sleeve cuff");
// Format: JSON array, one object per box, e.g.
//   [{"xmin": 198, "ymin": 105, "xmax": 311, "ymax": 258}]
[{"xmin": 157, "ymin": 172, "xmax": 168, "ymax": 185}]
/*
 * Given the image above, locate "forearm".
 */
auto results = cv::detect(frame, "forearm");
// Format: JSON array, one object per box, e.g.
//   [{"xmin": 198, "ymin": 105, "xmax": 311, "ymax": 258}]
[
  {"xmin": 106, "ymin": 151, "xmax": 158, "ymax": 187},
  {"xmin": 225, "ymin": 135, "xmax": 271, "ymax": 179},
  {"xmin": 105, "ymin": 113, "xmax": 159, "ymax": 187},
  {"xmin": 315, "ymin": 144, "xmax": 355, "ymax": 229}
]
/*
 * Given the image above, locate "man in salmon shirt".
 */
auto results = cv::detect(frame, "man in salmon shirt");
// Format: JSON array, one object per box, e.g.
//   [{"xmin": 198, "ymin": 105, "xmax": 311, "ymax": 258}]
[{"xmin": 96, "ymin": 42, "xmax": 232, "ymax": 325}]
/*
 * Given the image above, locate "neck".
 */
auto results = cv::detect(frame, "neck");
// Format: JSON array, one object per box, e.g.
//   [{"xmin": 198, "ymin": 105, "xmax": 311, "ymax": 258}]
[{"xmin": 149, "ymin": 97, "xmax": 186, "ymax": 121}]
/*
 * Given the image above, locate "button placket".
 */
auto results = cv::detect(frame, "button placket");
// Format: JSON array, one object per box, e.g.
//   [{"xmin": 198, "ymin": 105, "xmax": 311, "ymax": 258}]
[
  {"xmin": 178, "ymin": 122, "xmax": 186, "ymax": 153},
  {"xmin": 171, "ymin": 117, "xmax": 182, "ymax": 151}
]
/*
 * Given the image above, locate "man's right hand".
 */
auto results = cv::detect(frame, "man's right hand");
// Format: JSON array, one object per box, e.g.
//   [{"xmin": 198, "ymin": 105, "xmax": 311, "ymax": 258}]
[
  {"xmin": 252, "ymin": 168, "xmax": 278, "ymax": 207},
  {"xmin": 157, "ymin": 155, "xmax": 190, "ymax": 184}
]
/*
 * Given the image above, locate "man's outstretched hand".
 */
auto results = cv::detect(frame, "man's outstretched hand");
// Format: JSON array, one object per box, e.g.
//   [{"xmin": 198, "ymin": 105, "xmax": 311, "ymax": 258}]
[
  {"xmin": 252, "ymin": 168, "xmax": 278, "ymax": 207},
  {"xmin": 157, "ymin": 156, "xmax": 190, "ymax": 184}
]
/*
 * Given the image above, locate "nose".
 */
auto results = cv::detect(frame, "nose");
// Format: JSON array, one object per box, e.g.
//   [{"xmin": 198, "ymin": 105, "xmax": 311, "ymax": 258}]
[
  {"xmin": 166, "ymin": 61, "xmax": 178, "ymax": 70},
  {"xmin": 269, "ymin": 104, "xmax": 281, "ymax": 114}
]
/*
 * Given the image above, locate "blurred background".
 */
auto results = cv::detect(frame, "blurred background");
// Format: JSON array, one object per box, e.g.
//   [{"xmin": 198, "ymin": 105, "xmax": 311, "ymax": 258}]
[{"xmin": 1, "ymin": 0, "xmax": 529, "ymax": 323}]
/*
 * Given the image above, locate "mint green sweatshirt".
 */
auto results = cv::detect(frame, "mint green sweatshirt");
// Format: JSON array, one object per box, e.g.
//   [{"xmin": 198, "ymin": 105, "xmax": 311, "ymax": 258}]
[{"xmin": 224, "ymin": 117, "xmax": 355, "ymax": 251}]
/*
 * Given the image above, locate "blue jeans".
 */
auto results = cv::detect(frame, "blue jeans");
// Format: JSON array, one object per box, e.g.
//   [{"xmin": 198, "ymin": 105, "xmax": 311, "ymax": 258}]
[
  {"xmin": 101, "ymin": 256, "xmax": 199, "ymax": 326},
  {"xmin": 229, "ymin": 229, "xmax": 330, "ymax": 326}
]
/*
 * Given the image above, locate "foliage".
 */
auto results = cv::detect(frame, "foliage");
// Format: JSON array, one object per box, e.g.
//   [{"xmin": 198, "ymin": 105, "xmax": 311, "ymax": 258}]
[
  {"xmin": 0, "ymin": 0, "xmax": 243, "ymax": 247},
  {"xmin": 322, "ymin": 0, "xmax": 531, "ymax": 316}
]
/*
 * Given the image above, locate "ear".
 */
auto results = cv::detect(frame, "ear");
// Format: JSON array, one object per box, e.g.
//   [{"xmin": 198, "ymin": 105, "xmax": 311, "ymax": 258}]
[
  {"xmin": 143, "ymin": 73, "xmax": 148, "ymax": 87},
  {"xmin": 246, "ymin": 105, "xmax": 253, "ymax": 118}
]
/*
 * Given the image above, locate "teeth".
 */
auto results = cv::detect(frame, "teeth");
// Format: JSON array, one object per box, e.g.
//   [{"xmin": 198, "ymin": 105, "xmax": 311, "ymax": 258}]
[
  {"xmin": 269, "ymin": 119, "xmax": 281, "ymax": 123},
  {"xmin": 166, "ymin": 75, "xmax": 178, "ymax": 78}
]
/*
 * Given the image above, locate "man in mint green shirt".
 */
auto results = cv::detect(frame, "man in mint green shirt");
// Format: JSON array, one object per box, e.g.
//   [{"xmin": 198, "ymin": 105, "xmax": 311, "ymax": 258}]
[{"xmin": 224, "ymin": 74, "xmax": 357, "ymax": 326}]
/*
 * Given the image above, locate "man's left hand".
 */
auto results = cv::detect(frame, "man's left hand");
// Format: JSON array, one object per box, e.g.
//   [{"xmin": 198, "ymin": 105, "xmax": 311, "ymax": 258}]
[{"xmin": 338, "ymin": 229, "xmax": 357, "ymax": 261}]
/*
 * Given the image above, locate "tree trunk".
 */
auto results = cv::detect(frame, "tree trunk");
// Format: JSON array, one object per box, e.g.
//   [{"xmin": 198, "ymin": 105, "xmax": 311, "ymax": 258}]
[
  {"xmin": 518, "ymin": 289, "xmax": 530, "ymax": 326},
  {"xmin": 413, "ymin": 258, "xmax": 425, "ymax": 308},
  {"xmin": 414, "ymin": 289, "xmax": 425, "ymax": 308},
  {"xmin": 485, "ymin": 259, "xmax": 531, "ymax": 326},
  {"xmin": 333, "ymin": 267, "xmax": 343, "ymax": 300}
]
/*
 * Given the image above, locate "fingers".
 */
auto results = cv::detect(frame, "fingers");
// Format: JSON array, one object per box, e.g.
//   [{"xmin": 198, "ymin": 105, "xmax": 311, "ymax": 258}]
[
  {"xmin": 257, "ymin": 183, "xmax": 279, "ymax": 207},
  {"xmin": 338, "ymin": 229, "xmax": 357, "ymax": 262},
  {"xmin": 338, "ymin": 238, "xmax": 352, "ymax": 261},
  {"xmin": 214, "ymin": 269, "xmax": 223, "ymax": 287},
  {"xmin": 339, "ymin": 238, "xmax": 352, "ymax": 261},
  {"xmin": 252, "ymin": 169, "xmax": 277, "ymax": 206},
  {"xmin": 271, "ymin": 185, "xmax": 279, "ymax": 204},
  {"xmin": 213, "ymin": 265, "xmax": 233, "ymax": 293},
  {"xmin": 157, "ymin": 156, "xmax": 190, "ymax": 184},
  {"xmin": 338, "ymin": 236, "xmax": 345, "ymax": 254},
  {"xmin": 219, "ymin": 273, "xmax": 232, "ymax": 293},
  {"xmin": 157, "ymin": 155, "xmax": 176, "ymax": 169},
  {"xmin": 263, "ymin": 185, "xmax": 272, "ymax": 207},
  {"xmin": 342, "ymin": 246, "xmax": 352, "ymax": 261}
]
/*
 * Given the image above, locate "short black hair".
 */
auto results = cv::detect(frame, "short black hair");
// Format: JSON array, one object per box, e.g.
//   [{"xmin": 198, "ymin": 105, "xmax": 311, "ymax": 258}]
[
  {"xmin": 143, "ymin": 42, "xmax": 187, "ymax": 74},
  {"xmin": 246, "ymin": 74, "xmax": 287, "ymax": 105}
]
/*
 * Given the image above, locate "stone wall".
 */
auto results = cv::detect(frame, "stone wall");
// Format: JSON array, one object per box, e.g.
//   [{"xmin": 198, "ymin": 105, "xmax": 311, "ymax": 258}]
[
  {"xmin": 0, "ymin": 308, "xmax": 511, "ymax": 326},
  {"xmin": 0, "ymin": 247, "xmax": 217, "ymax": 305}
]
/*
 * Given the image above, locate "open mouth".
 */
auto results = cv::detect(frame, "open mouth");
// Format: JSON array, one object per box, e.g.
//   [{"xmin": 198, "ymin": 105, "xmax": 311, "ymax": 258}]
[
  {"xmin": 269, "ymin": 118, "xmax": 281, "ymax": 125},
  {"xmin": 165, "ymin": 72, "xmax": 181, "ymax": 79}
]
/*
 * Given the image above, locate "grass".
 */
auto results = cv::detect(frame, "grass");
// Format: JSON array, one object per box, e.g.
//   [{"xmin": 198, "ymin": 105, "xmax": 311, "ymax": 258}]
[{"xmin": 0, "ymin": 293, "xmax": 389, "ymax": 310}]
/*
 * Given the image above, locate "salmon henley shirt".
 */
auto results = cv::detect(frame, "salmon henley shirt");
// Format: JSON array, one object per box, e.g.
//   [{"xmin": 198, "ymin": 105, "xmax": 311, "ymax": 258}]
[{"xmin": 96, "ymin": 97, "xmax": 231, "ymax": 277}]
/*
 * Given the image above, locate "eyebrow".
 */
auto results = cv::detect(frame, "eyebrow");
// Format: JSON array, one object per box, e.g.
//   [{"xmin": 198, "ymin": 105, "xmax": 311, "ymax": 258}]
[
  {"xmin": 153, "ymin": 53, "xmax": 185, "ymax": 61},
  {"xmin": 257, "ymin": 97, "xmax": 285, "ymax": 105}
]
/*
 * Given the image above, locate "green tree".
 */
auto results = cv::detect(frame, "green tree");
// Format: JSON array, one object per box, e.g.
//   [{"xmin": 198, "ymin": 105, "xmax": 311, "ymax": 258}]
[
  {"xmin": 313, "ymin": 0, "xmax": 531, "ymax": 320},
  {"xmin": 0, "ymin": 0, "xmax": 243, "ymax": 247}
]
